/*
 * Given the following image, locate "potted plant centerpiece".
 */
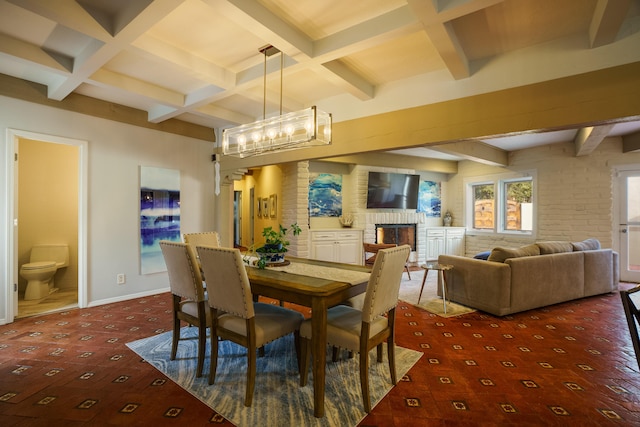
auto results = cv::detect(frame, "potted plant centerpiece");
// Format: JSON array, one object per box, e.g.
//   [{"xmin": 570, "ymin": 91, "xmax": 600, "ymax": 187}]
[{"xmin": 254, "ymin": 223, "xmax": 301, "ymax": 268}]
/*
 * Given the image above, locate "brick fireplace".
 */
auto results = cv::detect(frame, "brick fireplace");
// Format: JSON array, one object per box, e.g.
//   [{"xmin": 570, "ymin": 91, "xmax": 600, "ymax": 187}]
[
  {"xmin": 362, "ymin": 212, "xmax": 425, "ymax": 264},
  {"xmin": 375, "ymin": 223, "xmax": 417, "ymax": 251}
]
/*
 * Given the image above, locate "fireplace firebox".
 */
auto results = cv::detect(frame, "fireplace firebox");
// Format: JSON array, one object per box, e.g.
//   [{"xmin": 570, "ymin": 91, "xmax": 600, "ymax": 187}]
[{"xmin": 375, "ymin": 224, "xmax": 416, "ymax": 251}]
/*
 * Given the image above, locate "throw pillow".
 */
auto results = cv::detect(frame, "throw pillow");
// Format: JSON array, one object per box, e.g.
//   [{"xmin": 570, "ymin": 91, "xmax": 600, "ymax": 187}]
[
  {"xmin": 571, "ymin": 238, "xmax": 601, "ymax": 251},
  {"xmin": 536, "ymin": 241, "xmax": 574, "ymax": 254},
  {"xmin": 488, "ymin": 244, "xmax": 540, "ymax": 263},
  {"xmin": 473, "ymin": 250, "xmax": 491, "ymax": 260}
]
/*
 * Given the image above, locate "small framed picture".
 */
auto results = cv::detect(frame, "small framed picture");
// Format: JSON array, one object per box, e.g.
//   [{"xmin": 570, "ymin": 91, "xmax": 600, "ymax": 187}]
[
  {"xmin": 269, "ymin": 194, "xmax": 277, "ymax": 218},
  {"xmin": 257, "ymin": 196, "xmax": 263, "ymax": 218},
  {"xmin": 261, "ymin": 198, "xmax": 269, "ymax": 218}
]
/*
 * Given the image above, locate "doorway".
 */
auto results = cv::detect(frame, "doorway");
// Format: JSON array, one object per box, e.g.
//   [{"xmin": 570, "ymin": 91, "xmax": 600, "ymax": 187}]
[
  {"xmin": 5, "ymin": 129, "xmax": 88, "ymax": 323},
  {"xmin": 614, "ymin": 167, "xmax": 640, "ymax": 283}
]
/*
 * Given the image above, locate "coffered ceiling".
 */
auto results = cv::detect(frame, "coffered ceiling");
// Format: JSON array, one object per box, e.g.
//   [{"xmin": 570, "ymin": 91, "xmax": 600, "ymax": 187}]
[{"xmin": 1, "ymin": 0, "xmax": 639, "ymax": 162}]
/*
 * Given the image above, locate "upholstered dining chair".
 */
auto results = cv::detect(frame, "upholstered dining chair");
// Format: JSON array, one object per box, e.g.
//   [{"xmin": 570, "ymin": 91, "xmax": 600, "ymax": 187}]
[
  {"xmin": 299, "ymin": 244, "xmax": 411, "ymax": 413},
  {"xmin": 183, "ymin": 232, "xmax": 220, "ymax": 281},
  {"xmin": 196, "ymin": 245, "xmax": 304, "ymax": 407},
  {"xmin": 159, "ymin": 240, "xmax": 208, "ymax": 377},
  {"xmin": 364, "ymin": 242, "xmax": 411, "ymax": 279},
  {"xmin": 183, "ymin": 231, "xmax": 220, "ymax": 251},
  {"xmin": 621, "ymin": 285, "xmax": 640, "ymax": 370}
]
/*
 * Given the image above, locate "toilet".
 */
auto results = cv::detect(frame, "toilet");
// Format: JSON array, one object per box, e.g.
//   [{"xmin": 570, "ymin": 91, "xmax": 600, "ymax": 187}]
[{"xmin": 20, "ymin": 244, "xmax": 69, "ymax": 301}]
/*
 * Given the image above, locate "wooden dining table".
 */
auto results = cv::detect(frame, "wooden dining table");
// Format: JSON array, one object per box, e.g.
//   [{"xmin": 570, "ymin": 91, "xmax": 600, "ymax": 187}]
[{"xmin": 245, "ymin": 256, "xmax": 371, "ymax": 418}]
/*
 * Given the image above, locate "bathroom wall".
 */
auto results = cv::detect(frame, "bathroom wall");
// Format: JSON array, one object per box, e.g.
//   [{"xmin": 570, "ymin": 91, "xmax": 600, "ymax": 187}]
[{"xmin": 17, "ymin": 138, "xmax": 78, "ymax": 292}]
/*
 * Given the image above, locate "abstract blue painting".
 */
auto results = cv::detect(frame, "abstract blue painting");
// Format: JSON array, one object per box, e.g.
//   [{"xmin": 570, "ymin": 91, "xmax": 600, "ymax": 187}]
[
  {"xmin": 140, "ymin": 166, "xmax": 180, "ymax": 274},
  {"xmin": 418, "ymin": 180, "xmax": 441, "ymax": 217},
  {"xmin": 309, "ymin": 173, "xmax": 342, "ymax": 217}
]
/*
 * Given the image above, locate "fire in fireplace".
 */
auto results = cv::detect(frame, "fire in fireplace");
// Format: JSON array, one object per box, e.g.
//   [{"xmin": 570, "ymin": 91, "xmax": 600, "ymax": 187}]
[{"xmin": 375, "ymin": 224, "xmax": 416, "ymax": 251}]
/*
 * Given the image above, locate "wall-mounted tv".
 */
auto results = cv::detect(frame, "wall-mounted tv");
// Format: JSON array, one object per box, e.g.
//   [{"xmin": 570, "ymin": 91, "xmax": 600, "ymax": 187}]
[{"xmin": 366, "ymin": 171, "xmax": 420, "ymax": 209}]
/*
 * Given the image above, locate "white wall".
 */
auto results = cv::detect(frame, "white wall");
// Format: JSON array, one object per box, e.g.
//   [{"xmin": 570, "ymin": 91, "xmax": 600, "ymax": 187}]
[{"xmin": 1, "ymin": 96, "xmax": 216, "ymax": 323}]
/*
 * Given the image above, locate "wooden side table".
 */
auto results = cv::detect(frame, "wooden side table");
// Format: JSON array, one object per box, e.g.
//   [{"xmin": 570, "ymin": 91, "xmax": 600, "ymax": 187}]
[{"xmin": 419, "ymin": 263, "xmax": 454, "ymax": 313}]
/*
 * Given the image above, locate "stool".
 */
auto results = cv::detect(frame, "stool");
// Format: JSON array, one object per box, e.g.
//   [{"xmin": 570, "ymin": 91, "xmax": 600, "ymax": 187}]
[{"xmin": 418, "ymin": 263, "xmax": 454, "ymax": 313}]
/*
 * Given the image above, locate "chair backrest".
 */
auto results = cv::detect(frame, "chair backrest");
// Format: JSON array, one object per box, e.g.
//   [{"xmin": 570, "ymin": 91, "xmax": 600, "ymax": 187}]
[
  {"xmin": 196, "ymin": 246, "xmax": 255, "ymax": 319},
  {"xmin": 159, "ymin": 241, "xmax": 205, "ymax": 302},
  {"xmin": 363, "ymin": 243, "xmax": 397, "ymax": 265},
  {"xmin": 621, "ymin": 285, "xmax": 640, "ymax": 370},
  {"xmin": 361, "ymin": 244, "xmax": 411, "ymax": 322},
  {"xmin": 364, "ymin": 243, "xmax": 396, "ymax": 253},
  {"xmin": 183, "ymin": 232, "xmax": 220, "ymax": 251}
]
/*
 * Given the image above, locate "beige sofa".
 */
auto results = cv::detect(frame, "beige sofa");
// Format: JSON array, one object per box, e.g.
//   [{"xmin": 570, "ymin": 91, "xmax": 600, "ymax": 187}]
[{"xmin": 438, "ymin": 239, "xmax": 619, "ymax": 316}]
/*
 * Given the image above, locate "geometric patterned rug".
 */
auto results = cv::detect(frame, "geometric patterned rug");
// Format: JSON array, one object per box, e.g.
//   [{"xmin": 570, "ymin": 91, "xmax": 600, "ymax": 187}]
[{"xmin": 127, "ymin": 327, "xmax": 422, "ymax": 426}]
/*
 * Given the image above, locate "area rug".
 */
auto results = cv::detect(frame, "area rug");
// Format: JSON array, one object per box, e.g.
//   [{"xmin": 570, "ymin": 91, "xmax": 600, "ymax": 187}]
[
  {"xmin": 398, "ymin": 269, "xmax": 476, "ymax": 317},
  {"xmin": 127, "ymin": 327, "xmax": 422, "ymax": 427}
]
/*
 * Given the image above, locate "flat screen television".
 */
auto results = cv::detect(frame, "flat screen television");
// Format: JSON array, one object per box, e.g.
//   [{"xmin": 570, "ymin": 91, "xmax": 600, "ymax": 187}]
[{"xmin": 366, "ymin": 172, "xmax": 420, "ymax": 209}]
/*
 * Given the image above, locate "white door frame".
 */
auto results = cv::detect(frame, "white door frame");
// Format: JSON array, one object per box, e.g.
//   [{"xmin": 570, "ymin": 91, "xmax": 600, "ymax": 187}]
[
  {"xmin": 613, "ymin": 165, "xmax": 640, "ymax": 283},
  {"xmin": 3, "ymin": 129, "xmax": 88, "ymax": 324}
]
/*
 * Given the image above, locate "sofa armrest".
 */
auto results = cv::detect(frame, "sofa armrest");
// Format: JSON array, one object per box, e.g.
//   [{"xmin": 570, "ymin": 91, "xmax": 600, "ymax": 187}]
[
  {"xmin": 613, "ymin": 250, "xmax": 620, "ymax": 286},
  {"xmin": 438, "ymin": 255, "xmax": 512, "ymax": 316},
  {"xmin": 583, "ymin": 249, "xmax": 617, "ymax": 295}
]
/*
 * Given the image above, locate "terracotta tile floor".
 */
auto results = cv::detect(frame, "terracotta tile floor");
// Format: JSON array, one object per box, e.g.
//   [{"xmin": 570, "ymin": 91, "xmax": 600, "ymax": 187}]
[{"xmin": 1, "ymin": 284, "xmax": 640, "ymax": 426}]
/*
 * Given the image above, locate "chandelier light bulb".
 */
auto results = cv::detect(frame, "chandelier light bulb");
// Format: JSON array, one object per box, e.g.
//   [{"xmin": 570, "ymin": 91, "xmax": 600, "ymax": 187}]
[{"xmin": 285, "ymin": 124, "xmax": 294, "ymax": 135}]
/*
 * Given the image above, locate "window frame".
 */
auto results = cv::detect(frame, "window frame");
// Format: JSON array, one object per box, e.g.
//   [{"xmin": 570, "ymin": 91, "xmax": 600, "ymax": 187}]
[{"xmin": 464, "ymin": 172, "xmax": 536, "ymax": 237}]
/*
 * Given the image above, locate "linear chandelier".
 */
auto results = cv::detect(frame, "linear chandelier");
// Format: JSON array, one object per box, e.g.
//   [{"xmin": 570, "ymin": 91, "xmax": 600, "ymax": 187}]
[{"xmin": 222, "ymin": 45, "xmax": 332, "ymax": 158}]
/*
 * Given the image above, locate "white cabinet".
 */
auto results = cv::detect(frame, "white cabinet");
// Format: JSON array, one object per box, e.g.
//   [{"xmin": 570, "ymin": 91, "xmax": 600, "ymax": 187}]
[
  {"xmin": 425, "ymin": 227, "xmax": 465, "ymax": 261},
  {"xmin": 309, "ymin": 229, "xmax": 363, "ymax": 265}
]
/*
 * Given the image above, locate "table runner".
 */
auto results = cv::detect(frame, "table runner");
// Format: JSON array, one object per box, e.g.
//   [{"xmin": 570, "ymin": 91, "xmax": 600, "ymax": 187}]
[{"xmin": 246, "ymin": 257, "xmax": 370, "ymax": 285}]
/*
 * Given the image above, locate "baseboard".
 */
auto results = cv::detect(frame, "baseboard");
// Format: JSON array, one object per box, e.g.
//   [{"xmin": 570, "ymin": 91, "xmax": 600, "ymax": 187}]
[{"xmin": 87, "ymin": 287, "xmax": 170, "ymax": 308}]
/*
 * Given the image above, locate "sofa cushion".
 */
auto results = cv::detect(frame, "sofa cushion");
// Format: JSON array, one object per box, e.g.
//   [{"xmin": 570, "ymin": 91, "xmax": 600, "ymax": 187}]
[
  {"xmin": 536, "ymin": 241, "xmax": 574, "ymax": 254},
  {"xmin": 487, "ymin": 244, "xmax": 540, "ymax": 263},
  {"xmin": 571, "ymin": 238, "xmax": 601, "ymax": 251}
]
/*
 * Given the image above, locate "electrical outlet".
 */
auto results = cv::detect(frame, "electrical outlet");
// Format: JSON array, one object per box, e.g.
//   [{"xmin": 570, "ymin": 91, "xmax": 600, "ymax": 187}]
[{"xmin": 116, "ymin": 273, "xmax": 126, "ymax": 285}]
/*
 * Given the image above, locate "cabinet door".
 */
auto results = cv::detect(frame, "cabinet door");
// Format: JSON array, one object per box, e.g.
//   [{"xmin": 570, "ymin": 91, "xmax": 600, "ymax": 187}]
[
  {"xmin": 311, "ymin": 240, "xmax": 336, "ymax": 262},
  {"xmin": 426, "ymin": 229, "xmax": 446, "ymax": 261},
  {"xmin": 426, "ymin": 235, "xmax": 445, "ymax": 261},
  {"xmin": 336, "ymin": 239, "xmax": 360, "ymax": 264},
  {"xmin": 446, "ymin": 233, "xmax": 464, "ymax": 256}
]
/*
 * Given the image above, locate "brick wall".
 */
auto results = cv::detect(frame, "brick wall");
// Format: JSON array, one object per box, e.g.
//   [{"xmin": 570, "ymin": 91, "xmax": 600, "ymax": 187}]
[{"xmin": 448, "ymin": 137, "xmax": 640, "ymax": 255}]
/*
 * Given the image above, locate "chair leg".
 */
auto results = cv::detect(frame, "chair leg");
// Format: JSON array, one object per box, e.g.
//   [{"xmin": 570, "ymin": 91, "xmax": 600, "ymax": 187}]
[
  {"xmin": 197, "ymin": 320, "xmax": 206, "ymax": 377},
  {"xmin": 388, "ymin": 338, "xmax": 397, "ymax": 385},
  {"xmin": 388, "ymin": 309, "xmax": 398, "ymax": 385},
  {"xmin": 171, "ymin": 296, "xmax": 181, "ymax": 361},
  {"xmin": 171, "ymin": 318, "xmax": 180, "ymax": 361},
  {"xmin": 299, "ymin": 337, "xmax": 311, "ymax": 386},
  {"xmin": 294, "ymin": 331, "xmax": 301, "ymax": 372},
  {"xmin": 332, "ymin": 346, "xmax": 340, "ymax": 362},
  {"xmin": 376, "ymin": 343, "xmax": 383, "ymax": 363},
  {"xmin": 359, "ymin": 350, "xmax": 371, "ymax": 413},
  {"xmin": 208, "ymin": 327, "xmax": 219, "ymax": 385},
  {"xmin": 245, "ymin": 345, "xmax": 256, "ymax": 406},
  {"xmin": 405, "ymin": 264, "xmax": 411, "ymax": 280}
]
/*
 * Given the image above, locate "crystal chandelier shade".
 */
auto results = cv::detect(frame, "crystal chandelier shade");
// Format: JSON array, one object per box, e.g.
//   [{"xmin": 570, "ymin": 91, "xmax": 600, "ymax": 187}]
[{"xmin": 221, "ymin": 45, "xmax": 332, "ymax": 158}]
